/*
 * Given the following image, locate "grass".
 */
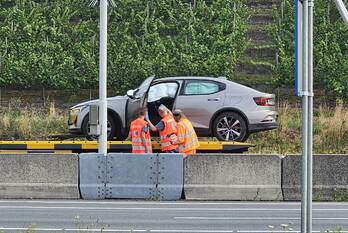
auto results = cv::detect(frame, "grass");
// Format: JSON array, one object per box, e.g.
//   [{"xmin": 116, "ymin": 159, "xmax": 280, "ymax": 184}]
[
  {"xmin": 0, "ymin": 100, "xmax": 347, "ymax": 154},
  {"xmin": 0, "ymin": 101, "xmax": 68, "ymax": 140},
  {"xmin": 249, "ymin": 101, "xmax": 348, "ymax": 154}
]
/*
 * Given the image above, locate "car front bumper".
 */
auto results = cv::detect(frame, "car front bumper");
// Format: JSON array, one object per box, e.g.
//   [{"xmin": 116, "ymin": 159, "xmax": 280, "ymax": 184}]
[
  {"xmin": 68, "ymin": 112, "xmax": 83, "ymax": 135},
  {"xmin": 68, "ymin": 122, "xmax": 83, "ymax": 135}
]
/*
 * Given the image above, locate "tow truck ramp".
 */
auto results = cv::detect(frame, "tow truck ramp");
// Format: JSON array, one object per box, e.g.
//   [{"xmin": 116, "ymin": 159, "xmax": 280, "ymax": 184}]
[{"xmin": 0, "ymin": 140, "xmax": 254, "ymax": 153}]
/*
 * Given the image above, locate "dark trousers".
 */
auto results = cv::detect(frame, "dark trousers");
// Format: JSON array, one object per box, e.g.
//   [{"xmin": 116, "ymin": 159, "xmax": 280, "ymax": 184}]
[{"xmin": 162, "ymin": 148, "xmax": 178, "ymax": 153}]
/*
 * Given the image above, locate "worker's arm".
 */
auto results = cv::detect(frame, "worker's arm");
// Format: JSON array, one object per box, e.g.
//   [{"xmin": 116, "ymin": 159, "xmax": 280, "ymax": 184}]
[
  {"xmin": 125, "ymin": 130, "xmax": 132, "ymax": 141},
  {"xmin": 147, "ymin": 119, "xmax": 158, "ymax": 131},
  {"xmin": 141, "ymin": 131, "xmax": 150, "ymax": 153},
  {"xmin": 172, "ymin": 124, "xmax": 185, "ymax": 145}
]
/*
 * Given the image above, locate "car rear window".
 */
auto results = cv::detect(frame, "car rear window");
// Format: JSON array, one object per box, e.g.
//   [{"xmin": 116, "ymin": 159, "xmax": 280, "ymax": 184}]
[{"xmin": 184, "ymin": 81, "xmax": 220, "ymax": 95}]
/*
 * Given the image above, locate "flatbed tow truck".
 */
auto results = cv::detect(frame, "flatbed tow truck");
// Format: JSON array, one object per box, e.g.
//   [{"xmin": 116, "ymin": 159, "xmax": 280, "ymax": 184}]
[{"xmin": 0, "ymin": 140, "xmax": 254, "ymax": 154}]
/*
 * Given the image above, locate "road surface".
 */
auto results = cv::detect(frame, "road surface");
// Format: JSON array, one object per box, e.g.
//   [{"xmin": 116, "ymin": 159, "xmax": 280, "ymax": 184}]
[{"xmin": 0, "ymin": 200, "xmax": 347, "ymax": 232}]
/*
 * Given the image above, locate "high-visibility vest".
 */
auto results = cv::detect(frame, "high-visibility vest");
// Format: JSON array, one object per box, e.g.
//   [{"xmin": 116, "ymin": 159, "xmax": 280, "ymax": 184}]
[
  {"xmin": 159, "ymin": 114, "xmax": 178, "ymax": 151},
  {"xmin": 177, "ymin": 118, "xmax": 200, "ymax": 154},
  {"xmin": 130, "ymin": 118, "xmax": 152, "ymax": 153}
]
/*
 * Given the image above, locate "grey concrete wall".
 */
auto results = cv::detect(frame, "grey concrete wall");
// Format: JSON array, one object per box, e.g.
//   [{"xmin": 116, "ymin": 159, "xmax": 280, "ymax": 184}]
[
  {"xmin": 282, "ymin": 154, "xmax": 348, "ymax": 201},
  {"xmin": 1, "ymin": 153, "xmax": 347, "ymax": 200},
  {"xmin": 184, "ymin": 154, "xmax": 283, "ymax": 200},
  {"xmin": 0, "ymin": 153, "xmax": 80, "ymax": 199}
]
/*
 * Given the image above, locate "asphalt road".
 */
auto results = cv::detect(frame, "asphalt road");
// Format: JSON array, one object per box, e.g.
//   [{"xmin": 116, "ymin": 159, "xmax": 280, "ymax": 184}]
[{"xmin": 0, "ymin": 200, "xmax": 347, "ymax": 233}]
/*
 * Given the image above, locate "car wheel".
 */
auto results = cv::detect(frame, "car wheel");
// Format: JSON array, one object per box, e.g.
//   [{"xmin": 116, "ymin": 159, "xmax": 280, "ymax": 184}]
[
  {"xmin": 82, "ymin": 114, "xmax": 117, "ymax": 141},
  {"xmin": 213, "ymin": 112, "xmax": 249, "ymax": 142}
]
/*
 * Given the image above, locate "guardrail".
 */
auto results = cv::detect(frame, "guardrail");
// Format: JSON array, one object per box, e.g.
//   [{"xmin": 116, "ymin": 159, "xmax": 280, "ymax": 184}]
[
  {"xmin": 0, "ymin": 153, "xmax": 79, "ymax": 199},
  {"xmin": 184, "ymin": 154, "xmax": 283, "ymax": 200},
  {"xmin": 0, "ymin": 153, "xmax": 347, "ymax": 200}
]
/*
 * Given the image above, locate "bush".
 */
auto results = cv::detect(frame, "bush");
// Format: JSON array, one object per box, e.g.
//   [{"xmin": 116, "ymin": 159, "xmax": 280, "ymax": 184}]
[
  {"xmin": 269, "ymin": 0, "xmax": 348, "ymax": 98},
  {"xmin": 0, "ymin": 0, "xmax": 249, "ymax": 93}
]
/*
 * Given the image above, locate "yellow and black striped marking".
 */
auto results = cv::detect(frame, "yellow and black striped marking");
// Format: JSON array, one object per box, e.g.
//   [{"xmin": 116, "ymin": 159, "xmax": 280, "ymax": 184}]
[{"xmin": 0, "ymin": 141, "xmax": 254, "ymax": 153}]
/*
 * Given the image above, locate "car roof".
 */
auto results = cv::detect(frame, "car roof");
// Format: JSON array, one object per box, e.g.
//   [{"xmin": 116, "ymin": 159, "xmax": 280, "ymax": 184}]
[
  {"xmin": 155, "ymin": 76, "xmax": 227, "ymax": 82},
  {"xmin": 154, "ymin": 76, "xmax": 265, "ymax": 95}
]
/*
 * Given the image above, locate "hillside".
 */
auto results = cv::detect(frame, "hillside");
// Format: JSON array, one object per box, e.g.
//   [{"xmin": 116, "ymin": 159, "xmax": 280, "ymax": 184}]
[{"xmin": 235, "ymin": 0, "xmax": 280, "ymax": 86}]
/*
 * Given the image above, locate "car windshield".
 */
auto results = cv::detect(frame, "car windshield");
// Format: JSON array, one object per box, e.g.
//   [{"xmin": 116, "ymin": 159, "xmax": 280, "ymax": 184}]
[{"xmin": 134, "ymin": 76, "xmax": 154, "ymax": 98}]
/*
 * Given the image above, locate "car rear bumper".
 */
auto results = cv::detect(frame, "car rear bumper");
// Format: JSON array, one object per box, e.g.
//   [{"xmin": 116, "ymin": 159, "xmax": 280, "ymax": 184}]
[{"xmin": 249, "ymin": 122, "xmax": 277, "ymax": 133}]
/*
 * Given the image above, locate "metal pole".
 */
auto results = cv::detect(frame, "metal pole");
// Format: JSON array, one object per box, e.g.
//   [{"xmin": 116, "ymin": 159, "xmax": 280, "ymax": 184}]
[
  {"xmin": 301, "ymin": 0, "xmax": 309, "ymax": 232},
  {"xmin": 307, "ymin": 0, "xmax": 314, "ymax": 232},
  {"xmin": 334, "ymin": 0, "xmax": 348, "ymax": 28},
  {"xmin": 98, "ymin": 0, "xmax": 108, "ymax": 155}
]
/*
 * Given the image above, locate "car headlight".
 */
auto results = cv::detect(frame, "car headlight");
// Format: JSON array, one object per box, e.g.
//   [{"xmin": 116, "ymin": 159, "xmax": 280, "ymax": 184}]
[
  {"xmin": 69, "ymin": 107, "xmax": 85, "ymax": 125},
  {"xmin": 70, "ymin": 105, "xmax": 88, "ymax": 114},
  {"xmin": 70, "ymin": 108, "xmax": 81, "ymax": 115}
]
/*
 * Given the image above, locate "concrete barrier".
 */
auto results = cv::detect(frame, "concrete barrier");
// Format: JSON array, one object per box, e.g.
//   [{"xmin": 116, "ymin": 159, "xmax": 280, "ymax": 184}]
[
  {"xmin": 282, "ymin": 154, "xmax": 348, "ymax": 201},
  {"xmin": 0, "ymin": 153, "xmax": 80, "ymax": 199},
  {"xmin": 184, "ymin": 154, "xmax": 283, "ymax": 200}
]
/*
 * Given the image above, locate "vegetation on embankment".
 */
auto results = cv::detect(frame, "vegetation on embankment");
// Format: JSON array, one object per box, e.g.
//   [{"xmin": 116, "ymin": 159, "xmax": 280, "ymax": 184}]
[
  {"xmin": 249, "ymin": 101, "xmax": 348, "ymax": 154},
  {"xmin": 0, "ymin": 102, "xmax": 68, "ymax": 140},
  {"xmin": 0, "ymin": 101, "xmax": 347, "ymax": 154},
  {"xmin": 0, "ymin": 0, "xmax": 248, "ymax": 92},
  {"xmin": 269, "ymin": 0, "xmax": 348, "ymax": 98}
]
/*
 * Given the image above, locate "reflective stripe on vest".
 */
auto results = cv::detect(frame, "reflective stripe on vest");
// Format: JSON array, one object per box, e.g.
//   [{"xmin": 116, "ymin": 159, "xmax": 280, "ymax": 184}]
[
  {"xmin": 159, "ymin": 115, "xmax": 178, "ymax": 151},
  {"xmin": 177, "ymin": 119, "xmax": 199, "ymax": 153},
  {"xmin": 130, "ymin": 118, "xmax": 152, "ymax": 153}
]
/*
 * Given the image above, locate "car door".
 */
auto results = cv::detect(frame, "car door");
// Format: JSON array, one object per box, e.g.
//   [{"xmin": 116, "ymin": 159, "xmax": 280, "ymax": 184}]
[
  {"xmin": 174, "ymin": 79, "xmax": 226, "ymax": 129},
  {"xmin": 126, "ymin": 75, "xmax": 155, "ymax": 125},
  {"xmin": 147, "ymin": 81, "xmax": 180, "ymax": 125}
]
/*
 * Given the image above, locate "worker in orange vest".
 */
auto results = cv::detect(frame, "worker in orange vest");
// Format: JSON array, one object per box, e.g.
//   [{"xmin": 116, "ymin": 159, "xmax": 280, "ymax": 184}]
[
  {"xmin": 127, "ymin": 108, "xmax": 152, "ymax": 153},
  {"xmin": 147, "ymin": 105, "xmax": 179, "ymax": 153},
  {"xmin": 171, "ymin": 109, "xmax": 200, "ymax": 157}
]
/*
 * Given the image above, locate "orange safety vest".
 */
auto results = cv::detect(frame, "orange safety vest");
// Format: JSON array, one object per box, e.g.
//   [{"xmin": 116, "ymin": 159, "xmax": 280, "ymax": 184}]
[
  {"xmin": 130, "ymin": 118, "xmax": 152, "ymax": 153},
  {"xmin": 177, "ymin": 118, "xmax": 200, "ymax": 154},
  {"xmin": 159, "ymin": 114, "xmax": 178, "ymax": 151}
]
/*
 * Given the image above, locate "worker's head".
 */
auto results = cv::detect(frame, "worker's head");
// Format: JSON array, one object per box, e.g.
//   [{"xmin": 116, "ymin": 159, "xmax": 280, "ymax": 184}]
[
  {"xmin": 173, "ymin": 109, "xmax": 184, "ymax": 122},
  {"xmin": 137, "ymin": 107, "xmax": 147, "ymax": 119},
  {"xmin": 158, "ymin": 106, "xmax": 168, "ymax": 118}
]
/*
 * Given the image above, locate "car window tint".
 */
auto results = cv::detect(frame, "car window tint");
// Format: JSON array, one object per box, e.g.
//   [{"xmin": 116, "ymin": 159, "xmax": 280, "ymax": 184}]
[
  {"xmin": 184, "ymin": 81, "xmax": 219, "ymax": 95},
  {"xmin": 148, "ymin": 82, "xmax": 178, "ymax": 102}
]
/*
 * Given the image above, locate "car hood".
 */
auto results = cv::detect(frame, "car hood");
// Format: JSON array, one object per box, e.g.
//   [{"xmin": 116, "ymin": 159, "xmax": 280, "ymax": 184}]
[{"xmin": 70, "ymin": 95, "xmax": 129, "ymax": 109}]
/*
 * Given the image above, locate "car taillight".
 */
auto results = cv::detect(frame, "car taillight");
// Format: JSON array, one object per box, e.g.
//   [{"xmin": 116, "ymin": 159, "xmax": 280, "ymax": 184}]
[{"xmin": 253, "ymin": 97, "xmax": 275, "ymax": 106}]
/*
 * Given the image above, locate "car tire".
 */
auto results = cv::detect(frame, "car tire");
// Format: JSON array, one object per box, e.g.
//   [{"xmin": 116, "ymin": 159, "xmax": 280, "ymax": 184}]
[
  {"xmin": 82, "ymin": 114, "xmax": 117, "ymax": 141},
  {"xmin": 213, "ymin": 112, "xmax": 249, "ymax": 142}
]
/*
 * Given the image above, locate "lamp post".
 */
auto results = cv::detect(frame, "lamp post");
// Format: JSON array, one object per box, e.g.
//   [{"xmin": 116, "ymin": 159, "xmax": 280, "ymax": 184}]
[{"xmin": 89, "ymin": 0, "xmax": 115, "ymax": 155}]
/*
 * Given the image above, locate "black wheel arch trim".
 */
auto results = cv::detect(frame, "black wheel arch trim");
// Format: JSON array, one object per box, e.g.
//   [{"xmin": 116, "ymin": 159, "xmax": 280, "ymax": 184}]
[
  {"xmin": 209, "ymin": 107, "xmax": 250, "ymax": 135},
  {"xmin": 82, "ymin": 108, "xmax": 124, "ymax": 133},
  {"xmin": 108, "ymin": 108, "xmax": 125, "ymax": 137}
]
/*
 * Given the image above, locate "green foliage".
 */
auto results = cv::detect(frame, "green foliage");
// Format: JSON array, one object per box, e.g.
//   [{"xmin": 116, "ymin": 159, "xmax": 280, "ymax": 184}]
[
  {"xmin": 269, "ymin": 0, "xmax": 348, "ymax": 98},
  {"xmin": 0, "ymin": 0, "xmax": 248, "ymax": 92},
  {"xmin": 326, "ymin": 226, "xmax": 343, "ymax": 233}
]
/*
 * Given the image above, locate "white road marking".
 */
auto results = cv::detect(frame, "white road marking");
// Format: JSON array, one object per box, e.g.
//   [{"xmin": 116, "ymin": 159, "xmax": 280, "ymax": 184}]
[
  {"xmin": 236, "ymin": 231, "xmax": 348, "ymax": 233},
  {"xmin": 1, "ymin": 204, "xmax": 348, "ymax": 213},
  {"xmin": 150, "ymin": 230, "xmax": 234, "ymax": 233},
  {"xmin": 175, "ymin": 216, "xmax": 348, "ymax": 220},
  {"xmin": 237, "ymin": 231, "xmax": 303, "ymax": 233},
  {"xmin": 2, "ymin": 228, "xmax": 347, "ymax": 233},
  {"xmin": 1, "ymin": 200, "xmax": 348, "ymax": 206},
  {"xmin": 0, "ymin": 228, "xmax": 146, "ymax": 232},
  {"xmin": 1, "ymin": 205, "xmax": 348, "ymax": 211},
  {"xmin": 236, "ymin": 231, "xmax": 319, "ymax": 233},
  {"xmin": 0, "ymin": 200, "xmax": 289, "ymax": 205}
]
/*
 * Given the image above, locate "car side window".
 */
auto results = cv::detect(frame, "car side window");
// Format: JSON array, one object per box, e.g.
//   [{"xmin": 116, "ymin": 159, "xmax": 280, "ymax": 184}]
[
  {"xmin": 183, "ymin": 81, "xmax": 221, "ymax": 95},
  {"xmin": 147, "ymin": 82, "xmax": 178, "ymax": 102}
]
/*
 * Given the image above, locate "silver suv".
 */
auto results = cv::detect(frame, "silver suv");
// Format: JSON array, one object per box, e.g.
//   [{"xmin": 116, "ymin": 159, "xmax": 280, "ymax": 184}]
[{"xmin": 68, "ymin": 76, "xmax": 278, "ymax": 142}]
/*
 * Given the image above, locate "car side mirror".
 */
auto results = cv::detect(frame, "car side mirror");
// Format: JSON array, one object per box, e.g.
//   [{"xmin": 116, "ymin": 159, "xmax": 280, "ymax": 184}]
[{"xmin": 126, "ymin": 89, "xmax": 135, "ymax": 98}]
